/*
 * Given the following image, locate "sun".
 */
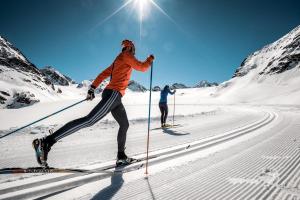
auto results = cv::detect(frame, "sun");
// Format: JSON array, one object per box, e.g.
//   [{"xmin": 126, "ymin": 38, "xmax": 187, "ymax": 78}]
[
  {"xmin": 94, "ymin": 0, "xmax": 178, "ymax": 40},
  {"xmin": 133, "ymin": 0, "xmax": 151, "ymax": 22},
  {"xmin": 95, "ymin": 0, "xmax": 174, "ymax": 26}
]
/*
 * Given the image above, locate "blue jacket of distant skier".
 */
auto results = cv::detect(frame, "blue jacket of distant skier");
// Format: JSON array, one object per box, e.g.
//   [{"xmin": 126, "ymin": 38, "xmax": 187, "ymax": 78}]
[{"xmin": 159, "ymin": 87, "xmax": 175, "ymax": 103}]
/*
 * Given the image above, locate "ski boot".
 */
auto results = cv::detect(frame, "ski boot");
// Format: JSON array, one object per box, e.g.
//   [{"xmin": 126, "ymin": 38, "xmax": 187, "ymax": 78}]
[
  {"xmin": 164, "ymin": 123, "xmax": 172, "ymax": 127},
  {"xmin": 32, "ymin": 137, "xmax": 51, "ymax": 168},
  {"xmin": 116, "ymin": 151, "xmax": 137, "ymax": 167}
]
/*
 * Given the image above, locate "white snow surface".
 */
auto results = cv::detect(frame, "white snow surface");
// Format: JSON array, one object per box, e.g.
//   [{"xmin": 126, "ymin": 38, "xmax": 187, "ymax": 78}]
[{"xmin": 1, "ymin": 88, "xmax": 300, "ymax": 199}]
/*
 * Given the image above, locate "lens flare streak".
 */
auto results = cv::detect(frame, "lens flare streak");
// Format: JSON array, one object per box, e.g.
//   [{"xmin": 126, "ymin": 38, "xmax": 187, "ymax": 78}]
[
  {"xmin": 94, "ymin": 0, "xmax": 179, "ymax": 41},
  {"xmin": 94, "ymin": 0, "xmax": 133, "ymax": 29},
  {"xmin": 149, "ymin": 0, "xmax": 176, "ymax": 25}
]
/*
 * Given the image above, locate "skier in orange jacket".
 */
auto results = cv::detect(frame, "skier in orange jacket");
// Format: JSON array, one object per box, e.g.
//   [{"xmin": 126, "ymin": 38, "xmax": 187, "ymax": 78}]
[{"xmin": 33, "ymin": 39, "xmax": 154, "ymax": 167}]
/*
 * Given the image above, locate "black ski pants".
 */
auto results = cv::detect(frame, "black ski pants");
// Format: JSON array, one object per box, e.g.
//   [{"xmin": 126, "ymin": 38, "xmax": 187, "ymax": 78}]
[
  {"xmin": 46, "ymin": 89, "xmax": 129, "ymax": 152},
  {"xmin": 159, "ymin": 102, "xmax": 168, "ymax": 125}
]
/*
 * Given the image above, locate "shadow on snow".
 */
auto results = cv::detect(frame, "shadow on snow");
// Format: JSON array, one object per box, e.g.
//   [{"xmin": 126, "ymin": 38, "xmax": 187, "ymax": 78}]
[{"xmin": 162, "ymin": 128, "xmax": 190, "ymax": 136}]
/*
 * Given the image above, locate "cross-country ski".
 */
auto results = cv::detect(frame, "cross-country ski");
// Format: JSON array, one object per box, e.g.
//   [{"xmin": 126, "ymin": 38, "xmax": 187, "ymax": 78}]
[{"xmin": 0, "ymin": 163, "xmax": 144, "ymax": 174}]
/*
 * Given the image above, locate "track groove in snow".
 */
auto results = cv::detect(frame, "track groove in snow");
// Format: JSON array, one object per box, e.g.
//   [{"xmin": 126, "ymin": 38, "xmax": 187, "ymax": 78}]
[
  {"xmin": 0, "ymin": 108, "xmax": 276, "ymax": 199},
  {"xmin": 56, "ymin": 107, "xmax": 300, "ymax": 200}
]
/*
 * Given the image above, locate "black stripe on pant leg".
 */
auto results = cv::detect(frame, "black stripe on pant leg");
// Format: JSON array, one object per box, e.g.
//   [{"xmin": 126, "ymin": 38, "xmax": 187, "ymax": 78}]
[
  {"xmin": 53, "ymin": 91, "xmax": 118, "ymax": 141},
  {"xmin": 87, "ymin": 91, "xmax": 119, "ymax": 126},
  {"xmin": 55, "ymin": 91, "xmax": 118, "ymax": 141}
]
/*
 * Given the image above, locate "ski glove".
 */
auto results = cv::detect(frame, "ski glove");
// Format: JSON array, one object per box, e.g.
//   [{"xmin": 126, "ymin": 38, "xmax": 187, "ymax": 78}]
[
  {"xmin": 87, "ymin": 85, "xmax": 96, "ymax": 100},
  {"xmin": 148, "ymin": 54, "xmax": 155, "ymax": 63}
]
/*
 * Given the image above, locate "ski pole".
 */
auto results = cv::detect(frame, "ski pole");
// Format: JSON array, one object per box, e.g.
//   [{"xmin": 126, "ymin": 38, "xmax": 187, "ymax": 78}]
[
  {"xmin": 0, "ymin": 98, "xmax": 87, "ymax": 139},
  {"xmin": 145, "ymin": 62, "xmax": 153, "ymax": 175},
  {"xmin": 173, "ymin": 92, "xmax": 175, "ymax": 127}
]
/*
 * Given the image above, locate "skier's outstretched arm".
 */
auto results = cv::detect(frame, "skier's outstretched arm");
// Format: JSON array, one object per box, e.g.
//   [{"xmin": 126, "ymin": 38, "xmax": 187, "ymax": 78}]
[
  {"xmin": 125, "ymin": 53, "xmax": 154, "ymax": 72},
  {"xmin": 91, "ymin": 65, "xmax": 113, "ymax": 88},
  {"xmin": 86, "ymin": 65, "xmax": 113, "ymax": 100},
  {"xmin": 168, "ymin": 88, "xmax": 176, "ymax": 95}
]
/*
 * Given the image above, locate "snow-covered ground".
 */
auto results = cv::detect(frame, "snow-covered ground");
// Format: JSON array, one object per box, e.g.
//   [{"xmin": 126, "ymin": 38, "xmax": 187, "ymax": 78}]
[{"xmin": 1, "ymin": 84, "xmax": 300, "ymax": 200}]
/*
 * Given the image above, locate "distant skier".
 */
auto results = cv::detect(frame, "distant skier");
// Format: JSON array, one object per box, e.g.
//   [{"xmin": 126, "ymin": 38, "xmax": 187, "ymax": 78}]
[
  {"xmin": 32, "ymin": 39, "xmax": 154, "ymax": 167},
  {"xmin": 159, "ymin": 85, "xmax": 176, "ymax": 128}
]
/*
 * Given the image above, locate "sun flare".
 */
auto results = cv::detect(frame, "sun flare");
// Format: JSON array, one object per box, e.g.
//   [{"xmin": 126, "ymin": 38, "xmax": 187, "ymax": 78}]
[
  {"xmin": 94, "ymin": 0, "xmax": 178, "ymax": 41},
  {"xmin": 132, "ymin": 0, "xmax": 151, "ymax": 22}
]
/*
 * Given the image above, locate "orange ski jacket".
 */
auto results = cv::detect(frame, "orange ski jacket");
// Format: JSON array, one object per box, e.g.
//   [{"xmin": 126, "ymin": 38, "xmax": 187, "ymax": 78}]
[{"xmin": 92, "ymin": 51, "xmax": 153, "ymax": 96}]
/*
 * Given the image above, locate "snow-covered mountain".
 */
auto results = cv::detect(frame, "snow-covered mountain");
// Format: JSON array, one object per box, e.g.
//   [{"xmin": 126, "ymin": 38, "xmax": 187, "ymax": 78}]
[
  {"xmin": 127, "ymin": 80, "xmax": 147, "ymax": 92},
  {"xmin": 216, "ymin": 25, "xmax": 300, "ymax": 104},
  {"xmin": 77, "ymin": 79, "xmax": 147, "ymax": 93},
  {"xmin": 152, "ymin": 86, "xmax": 161, "ymax": 91},
  {"xmin": 41, "ymin": 66, "xmax": 74, "ymax": 86},
  {"xmin": 0, "ymin": 36, "xmax": 57, "ymax": 108},
  {"xmin": 77, "ymin": 79, "xmax": 109, "ymax": 94},
  {"xmin": 0, "ymin": 36, "xmax": 89, "ymax": 108},
  {"xmin": 171, "ymin": 83, "xmax": 189, "ymax": 89},
  {"xmin": 233, "ymin": 27, "xmax": 300, "ymax": 77},
  {"xmin": 195, "ymin": 80, "xmax": 218, "ymax": 88},
  {"xmin": 0, "ymin": 36, "xmax": 35, "ymax": 70}
]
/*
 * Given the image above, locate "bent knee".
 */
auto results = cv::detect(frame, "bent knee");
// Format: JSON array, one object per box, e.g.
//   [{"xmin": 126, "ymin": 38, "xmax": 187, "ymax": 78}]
[{"xmin": 120, "ymin": 121, "xmax": 129, "ymax": 130}]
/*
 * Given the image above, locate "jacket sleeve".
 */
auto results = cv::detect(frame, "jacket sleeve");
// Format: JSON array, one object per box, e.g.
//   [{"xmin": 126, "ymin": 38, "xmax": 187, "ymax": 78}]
[
  {"xmin": 168, "ymin": 88, "xmax": 175, "ymax": 95},
  {"xmin": 124, "ymin": 53, "xmax": 152, "ymax": 72},
  {"xmin": 91, "ymin": 65, "xmax": 113, "ymax": 88}
]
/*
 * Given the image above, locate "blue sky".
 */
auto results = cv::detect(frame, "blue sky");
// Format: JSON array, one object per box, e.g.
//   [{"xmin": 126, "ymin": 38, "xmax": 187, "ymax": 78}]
[{"xmin": 0, "ymin": 0, "xmax": 299, "ymax": 87}]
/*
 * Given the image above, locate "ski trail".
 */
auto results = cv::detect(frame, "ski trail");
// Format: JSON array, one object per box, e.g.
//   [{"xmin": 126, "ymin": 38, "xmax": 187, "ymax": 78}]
[
  {"xmin": 83, "ymin": 107, "xmax": 300, "ymax": 200},
  {"xmin": 0, "ymin": 106, "xmax": 276, "ymax": 199}
]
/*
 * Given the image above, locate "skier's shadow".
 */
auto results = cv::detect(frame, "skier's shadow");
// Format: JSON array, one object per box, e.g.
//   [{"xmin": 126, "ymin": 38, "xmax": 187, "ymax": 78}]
[
  {"xmin": 91, "ymin": 168, "xmax": 124, "ymax": 200},
  {"xmin": 162, "ymin": 128, "xmax": 190, "ymax": 136}
]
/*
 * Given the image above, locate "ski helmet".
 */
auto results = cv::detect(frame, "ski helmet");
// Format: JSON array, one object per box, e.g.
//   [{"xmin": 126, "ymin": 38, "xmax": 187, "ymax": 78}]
[
  {"xmin": 122, "ymin": 39, "xmax": 135, "ymax": 54},
  {"xmin": 122, "ymin": 39, "xmax": 135, "ymax": 48},
  {"xmin": 164, "ymin": 85, "xmax": 170, "ymax": 91}
]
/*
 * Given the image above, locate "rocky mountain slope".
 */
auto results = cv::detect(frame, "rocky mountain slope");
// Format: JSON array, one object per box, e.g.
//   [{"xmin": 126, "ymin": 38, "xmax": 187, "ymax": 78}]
[
  {"xmin": 233, "ymin": 26, "xmax": 300, "ymax": 77},
  {"xmin": 171, "ymin": 83, "xmax": 189, "ymax": 89},
  {"xmin": 195, "ymin": 80, "xmax": 218, "ymax": 88},
  {"xmin": 216, "ymin": 25, "xmax": 300, "ymax": 104},
  {"xmin": 128, "ymin": 80, "xmax": 147, "ymax": 92},
  {"xmin": 0, "ymin": 36, "xmax": 56, "ymax": 108},
  {"xmin": 40, "ymin": 66, "xmax": 74, "ymax": 86}
]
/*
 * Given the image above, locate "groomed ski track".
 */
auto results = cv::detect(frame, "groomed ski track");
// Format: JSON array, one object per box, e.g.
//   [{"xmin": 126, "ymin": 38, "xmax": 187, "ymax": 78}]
[{"xmin": 1, "ymin": 105, "xmax": 300, "ymax": 199}]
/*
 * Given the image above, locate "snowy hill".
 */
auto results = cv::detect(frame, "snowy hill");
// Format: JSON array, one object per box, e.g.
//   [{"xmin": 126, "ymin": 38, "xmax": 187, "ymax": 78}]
[
  {"xmin": 215, "ymin": 25, "xmax": 300, "ymax": 104},
  {"xmin": 41, "ymin": 66, "xmax": 74, "ymax": 86},
  {"xmin": 195, "ymin": 80, "xmax": 218, "ymax": 88}
]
